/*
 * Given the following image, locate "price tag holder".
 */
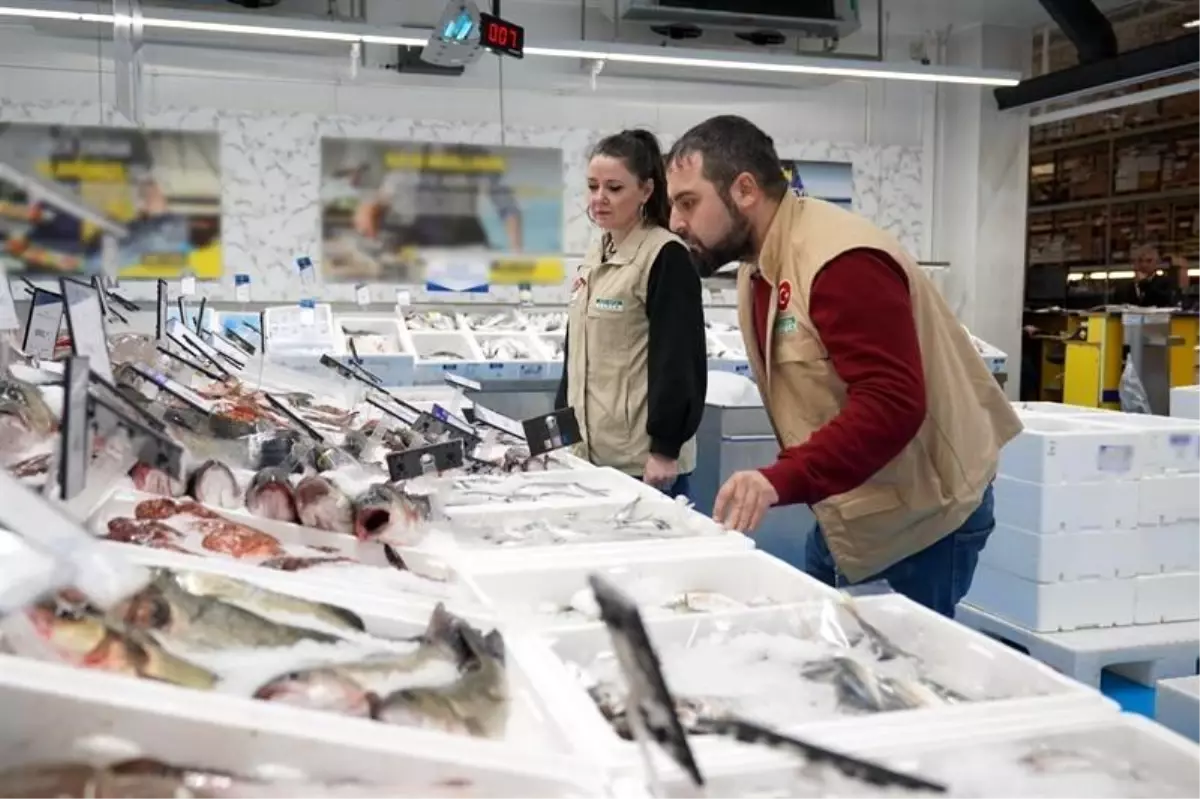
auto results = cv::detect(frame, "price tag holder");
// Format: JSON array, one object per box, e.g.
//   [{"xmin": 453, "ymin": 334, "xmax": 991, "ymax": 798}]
[
  {"xmin": 366, "ymin": 393, "xmax": 421, "ymax": 426},
  {"xmin": 155, "ymin": 279, "xmax": 169, "ymax": 342},
  {"xmin": 87, "ymin": 372, "xmax": 167, "ymax": 433},
  {"xmin": 200, "ymin": 329, "xmax": 251, "ymax": 370},
  {"xmin": 89, "ymin": 391, "xmax": 184, "ymax": 480},
  {"xmin": 130, "ymin": 364, "xmax": 214, "ymax": 416},
  {"xmin": 319, "ymin": 353, "xmax": 383, "ymax": 389},
  {"xmin": 296, "ymin": 256, "xmax": 316, "ymax": 286},
  {"xmin": 394, "ymin": 288, "xmax": 412, "ymax": 308},
  {"xmin": 227, "ymin": 328, "xmax": 257, "ymax": 356},
  {"xmin": 355, "ymin": 283, "xmax": 371, "ymax": 306},
  {"xmin": 522, "ymin": 407, "xmax": 582, "ymax": 457},
  {"xmin": 472, "ymin": 403, "xmax": 526, "ymax": 439},
  {"xmin": 587, "ymin": 574, "xmax": 704, "ymax": 789},
  {"xmin": 22, "ymin": 288, "xmax": 63, "ymax": 360},
  {"xmin": 0, "ymin": 263, "xmax": 19, "ymax": 331},
  {"xmin": 59, "ymin": 356, "xmax": 92, "ymax": 501},
  {"xmin": 156, "ymin": 344, "xmax": 223, "ymax": 382},
  {"xmin": 442, "ymin": 372, "xmax": 482, "ymax": 393},
  {"xmin": 386, "ymin": 439, "xmax": 465, "ymax": 482},
  {"xmin": 195, "ymin": 297, "xmax": 208, "ymax": 334},
  {"xmin": 167, "ymin": 320, "xmax": 232, "ymax": 378},
  {"xmin": 702, "ymin": 717, "xmax": 946, "ymax": 793},
  {"xmin": 235, "ymin": 274, "xmax": 251, "ymax": 303},
  {"xmin": 299, "ymin": 298, "xmax": 316, "ymax": 327},
  {"xmin": 254, "ymin": 311, "xmax": 267, "ymax": 354},
  {"xmin": 59, "ymin": 277, "xmax": 114, "ymax": 383},
  {"xmin": 263, "ymin": 392, "xmax": 326, "ymax": 444},
  {"xmin": 180, "ymin": 274, "xmax": 196, "ymax": 297},
  {"xmin": 431, "ymin": 404, "xmax": 478, "ymax": 439}
]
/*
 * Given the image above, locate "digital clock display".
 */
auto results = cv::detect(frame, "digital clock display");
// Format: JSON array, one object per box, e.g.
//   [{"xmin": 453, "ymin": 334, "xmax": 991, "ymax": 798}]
[{"xmin": 478, "ymin": 12, "xmax": 524, "ymax": 59}]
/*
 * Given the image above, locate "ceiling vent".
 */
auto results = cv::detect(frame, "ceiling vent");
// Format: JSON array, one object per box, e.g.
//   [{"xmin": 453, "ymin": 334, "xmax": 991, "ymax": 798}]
[{"xmin": 601, "ymin": 0, "xmax": 862, "ymax": 39}]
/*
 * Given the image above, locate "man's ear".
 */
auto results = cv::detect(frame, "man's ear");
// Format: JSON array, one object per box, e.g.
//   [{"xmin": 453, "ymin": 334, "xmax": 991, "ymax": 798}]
[{"xmin": 731, "ymin": 172, "xmax": 757, "ymax": 210}]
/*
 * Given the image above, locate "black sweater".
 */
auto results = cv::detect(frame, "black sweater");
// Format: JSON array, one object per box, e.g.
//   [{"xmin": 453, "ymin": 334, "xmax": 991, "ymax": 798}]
[{"xmin": 554, "ymin": 241, "xmax": 708, "ymax": 462}]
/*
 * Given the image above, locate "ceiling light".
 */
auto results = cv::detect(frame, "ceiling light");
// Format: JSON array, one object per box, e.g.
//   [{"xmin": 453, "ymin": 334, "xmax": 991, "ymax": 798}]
[
  {"xmin": 0, "ymin": 4, "xmax": 1019, "ymax": 86},
  {"xmin": 1184, "ymin": 19, "xmax": 1199, "ymax": 28}
]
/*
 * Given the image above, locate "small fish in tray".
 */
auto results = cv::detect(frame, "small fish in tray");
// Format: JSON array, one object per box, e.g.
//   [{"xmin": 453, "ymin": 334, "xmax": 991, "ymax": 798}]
[
  {"xmin": 437, "ymin": 476, "xmax": 610, "ymax": 508},
  {"xmin": 464, "ymin": 312, "xmax": 525, "ymax": 332},
  {"xmin": 574, "ymin": 598, "xmax": 973, "ymax": 741},
  {"xmin": 405, "ymin": 311, "xmax": 458, "ymax": 331},
  {"xmin": 527, "ymin": 312, "xmax": 566, "ymax": 333},
  {"xmin": 478, "ymin": 337, "xmax": 534, "ymax": 361},
  {"xmin": 6, "ymin": 575, "xmax": 511, "ymax": 740},
  {"xmin": 548, "ymin": 582, "xmax": 774, "ymax": 623},
  {"xmin": 0, "ymin": 757, "xmax": 248, "ymax": 798},
  {"xmin": 427, "ymin": 350, "xmax": 466, "ymax": 361},
  {"xmin": 464, "ymin": 498, "xmax": 697, "ymax": 548}
]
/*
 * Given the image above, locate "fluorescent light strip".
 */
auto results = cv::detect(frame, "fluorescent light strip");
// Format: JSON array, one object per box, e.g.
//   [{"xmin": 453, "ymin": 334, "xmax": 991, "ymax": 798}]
[
  {"xmin": 1185, "ymin": 19, "xmax": 1199, "ymax": 28},
  {"xmin": 0, "ymin": 5, "xmax": 1016, "ymax": 86}
]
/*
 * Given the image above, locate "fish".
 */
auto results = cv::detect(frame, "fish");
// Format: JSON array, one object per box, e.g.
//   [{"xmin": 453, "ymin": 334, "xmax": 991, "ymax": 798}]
[
  {"xmin": 105, "ymin": 517, "xmax": 181, "ymax": 548},
  {"xmin": 294, "ymin": 475, "xmax": 355, "ymax": 534},
  {"xmin": 352, "ymin": 483, "xmax": 430, "ymax": 545},
  {"xmin": 197, "ymin": 519, "xmax": 285, "ymax": 559},
  {"xmin": 245, "ymin": 467, "xmax": 299, "ymax": 523},
  {"xmin": 115, "ymin": 571, "xmax": 342, "ymax": 650},
  {"xmin": 170, "ymin": 569, "xmax": 364, "ymax": 632},
  {"xmin": 186, "ymin": 459, "xmax": 241, "ymax": 509},
  {"xmin": 0, "ymin": 761, "xmax": 222, "ymax": 799},
  {"xmin": 129, "ymin": 462, "xmax": 182, "ymax": 496},
  {"xmin": 24, "ymin": 603, "xmax": 217, "ymax": 690},
  {"xmin": 0, "ymin": 375, "xmax": 57, "ymax": 435},
  {"xmin": 374, "ymin": 625, "xmax": 510, "ymax": 738},
  {"xmin": 260, "ymin": 554, "xmax": 350, "ymax": 571},
  {"xmin": 800, "ymin": 656, "xmax": 939, "ymax": 714},
  {"xmin": 252, "ymin": 604, "xmax": 474, "ymax": 719}
]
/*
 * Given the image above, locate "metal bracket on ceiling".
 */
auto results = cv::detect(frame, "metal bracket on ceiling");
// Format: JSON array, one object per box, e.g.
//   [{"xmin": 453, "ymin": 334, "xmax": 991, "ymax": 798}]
[
  {"xmin": 111, "ymin": 0, "xmax": 145, "ymax": 125},
  {"xmin": 590, "ymin": 57, "xmax": 605, "ymax": 91}
]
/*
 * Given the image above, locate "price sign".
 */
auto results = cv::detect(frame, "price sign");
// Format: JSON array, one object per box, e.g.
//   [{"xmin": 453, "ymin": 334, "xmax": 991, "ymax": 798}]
[
  {"xmin": 366, "ymin": 393, "xmax": 421, "ymax": 426},
  {"xmin": 59, "ymin": 277, "xmax": 114, "ymax": 383},
  {"xmin": 587, "ymin": 574, "xmax": 703, "ymax": 788},
  {"xmin": 156, "ymin": 344, "xmax": 223, "ymax": 382},
  {"xmin": 431, "ymin": 404, "xmax": 478, "ymax": 440},
  {"xmin": 355, "ymin": 283, "xmax": 371, "ymax": 306},
  {"xmin": 443, "ymin": 372, "xmax": 482, "ymax": 393},
  {"xmin": 59, "ymin": 356, "xmax": 92, "ymax": 501},
  {"xmin": 0, "ymin": 264, "xmax": 19, "ymax": 331},
  {"xmin": 155, "ymin": 279, "xmax": 168, "ymax": 341},
  {"xmin": 167, "ymin": 319, "xmax": 232, "ymax": 378},
  {"xmin": 22, "ymin": 288, "xmax": 63, "ymax": 359},
  {"xmin": 263, "ymin": 393, "xmax": 326, "ymax": 444},
  {"xmin": 319, "ymin": 354, "xmax": 382, "ymax": 389},
  {"xmin": 395, "ymin": 288, "xmax": 412, "ymax": 308},
  {"xmin": 297, "ymin": 256, "xmax": 315, "ymax": 285},
  {"xmin": 386, "ymin": 439, "xmax": 465, "ymax": 481},
  {"xmin": 299, "ymin": 299, "xmax": 316, "ymax": 327},
  {"xmin": 180, "ymin": 275, "xmax": 196, "ymax": 296},
  {"xmin": 235, "ymin": 273, "xmax": 251, "ymax": 303},
  {"xmin": 130, "ymin": 364, "xmax": 213, "ymax": 415},
  {"xmin": 522, "ymin": 407, "xmax": 582, "ymax": 457},
  {"xmin": 227, "ymin": 328, "xmax": 257, "ymax": 356},
  {"xmin": 201, "ymin": 329, "xmax": 250, "ymax": 370},
  {"xmin": 472, "ymin": 403, "xmax": 525, "ymax": 439}
]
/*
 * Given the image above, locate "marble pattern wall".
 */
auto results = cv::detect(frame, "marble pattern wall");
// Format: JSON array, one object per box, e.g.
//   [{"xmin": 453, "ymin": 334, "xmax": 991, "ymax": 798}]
[{"xmin": 0, "ymin": 100, "xmax": 924, "ymax": 302}]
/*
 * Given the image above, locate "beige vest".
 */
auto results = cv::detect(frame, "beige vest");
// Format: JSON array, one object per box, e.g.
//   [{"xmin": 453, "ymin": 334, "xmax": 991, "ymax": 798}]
[
  {"xmin": 566, "ymin": 225, "xmax": 698, "ymax": 476},
  {"xmin": 737, "ymin": 196, "xmax": 1023, "ymax": 582}
]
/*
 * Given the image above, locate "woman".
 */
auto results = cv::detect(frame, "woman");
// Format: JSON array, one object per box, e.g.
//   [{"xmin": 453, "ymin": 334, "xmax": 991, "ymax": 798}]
[{"xmin": 554, "ymin": 130, "xmax": 707, "ymax": 498}]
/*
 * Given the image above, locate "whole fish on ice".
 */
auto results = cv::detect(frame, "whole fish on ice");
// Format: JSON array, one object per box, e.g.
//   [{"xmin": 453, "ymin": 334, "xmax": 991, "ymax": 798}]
[
  {"xmin": 245, "ymin": 467, "xmax": 299, "ymax": 523},
  {"xmin": 352, "ymin": 483, "xmax": 430, "ymax": 545}
]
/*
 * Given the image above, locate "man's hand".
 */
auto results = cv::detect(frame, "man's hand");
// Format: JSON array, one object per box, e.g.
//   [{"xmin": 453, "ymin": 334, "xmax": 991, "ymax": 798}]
[
  {"xmin": 713, "ymin": 470, "xmax": 778, "ymax": 533},
  {"xmin": 643, "ymin": 454, "xmax": 679, "ymax": 489}
]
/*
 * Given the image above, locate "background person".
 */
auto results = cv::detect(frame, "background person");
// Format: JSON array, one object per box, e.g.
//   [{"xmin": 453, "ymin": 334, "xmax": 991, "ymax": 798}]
[
  {"xmin": 664, "ymin": 115, "xmax": 1022, "ymax": 617},
  {"xmin": 554, "ymin": 129, "xmax": 707, "ymax": 498},
  {"xmin": 1111, "ymin": 242, "xmax": 1188, "ymax": 307}
]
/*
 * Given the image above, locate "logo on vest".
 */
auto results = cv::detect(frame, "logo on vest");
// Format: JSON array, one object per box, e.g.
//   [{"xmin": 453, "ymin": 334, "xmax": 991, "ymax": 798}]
[
  {"xmin": 593, "ymin": 297, "xmax": 624, "ymax": 312},
  {"xmin": 774, "ymin": 314, "xmax": 798, "ymax": 335},
  {"xmin": 777, "ymin": 280, "xmax": 792, "ymax": 311}
]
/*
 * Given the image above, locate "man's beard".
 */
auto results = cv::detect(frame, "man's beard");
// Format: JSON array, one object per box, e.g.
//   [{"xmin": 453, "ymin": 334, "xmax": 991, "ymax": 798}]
[{"xmin": 685, "ymin": 208, "xmax": 756, "ymax": 278}]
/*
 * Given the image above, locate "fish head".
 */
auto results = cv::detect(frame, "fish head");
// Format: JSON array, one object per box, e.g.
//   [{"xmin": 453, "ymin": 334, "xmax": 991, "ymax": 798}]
[
  {"xmin": 294, "ymin": 475, "xmax": 335, "ymax": 506},
  {"xmin": 253, "ymin": 668, "xmax": 374, "ymax": 717},
  {"xmin": 352, "ymin": 484, "xmax": 401, "ymax": 541},
  {"xmin": 117, "ymin": 586, "xmax": 175, "ymax": 634},
  {"xmin": 26, "ymin": 602, "xmax": 110, "ymax": 659}
]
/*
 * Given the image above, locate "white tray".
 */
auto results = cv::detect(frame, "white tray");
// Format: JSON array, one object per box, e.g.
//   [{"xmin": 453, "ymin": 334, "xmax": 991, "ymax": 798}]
[
  {"xmin": 462, "ymin": 550, "xmax": 837, "ymax": 631},
  {"xmin": 658, "ymin": 712, "xmax": 1196, "ymax": 798},
  {"xmin": 0, "ymin": 656, "xmax": 605, "ymax": 797},
  {"xmin": 421, "ymin": 468, "xmax": 651, "ymax": 520},
  {"xmin": 516, "ymin": 594, "xmax": 1116, "ymax": 773}
]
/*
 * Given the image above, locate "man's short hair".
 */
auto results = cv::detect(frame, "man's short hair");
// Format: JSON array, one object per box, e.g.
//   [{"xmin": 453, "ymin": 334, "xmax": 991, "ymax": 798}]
[{"xmin": 666, "ymin": 115, "xmax": 789, "ymax": 200}]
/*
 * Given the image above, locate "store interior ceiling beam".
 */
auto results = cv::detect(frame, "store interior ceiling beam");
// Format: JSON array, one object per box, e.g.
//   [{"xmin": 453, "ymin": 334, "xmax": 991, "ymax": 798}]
[
  {"xmin": 1030, "ymin": 77, "xmax": 1200, "ymax": 125},
  {"xmin": 994, "ymin": 33, "xmax": 1199, "ymax": 110},
  {"xmin": 0, "ymin": 1, "xmax": 1020, "ymax": 87},
  {"xmin": 1036, "ymin": 0, "xmax": 1118, "ymax": 64}
]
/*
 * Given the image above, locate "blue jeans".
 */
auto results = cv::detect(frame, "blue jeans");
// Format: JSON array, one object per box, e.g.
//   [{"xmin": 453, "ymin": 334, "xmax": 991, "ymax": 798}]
[
  {"xmin": 639, "ymin": 472, "xmax": 692, "ymax": 502},
  {"xmin": 804, "ymin": 484, "xmax": 994, "ymax": 619}
]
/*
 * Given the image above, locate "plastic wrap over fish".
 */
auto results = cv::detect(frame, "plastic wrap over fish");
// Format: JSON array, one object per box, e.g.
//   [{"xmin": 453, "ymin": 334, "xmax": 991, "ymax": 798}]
[{"xmin": 570, "ymin": 594, "xmax": 1092, "ymax": 743}]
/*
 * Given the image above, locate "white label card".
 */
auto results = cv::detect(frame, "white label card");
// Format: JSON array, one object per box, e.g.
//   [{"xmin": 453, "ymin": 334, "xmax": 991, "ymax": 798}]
[
  {"xmin": 60, "ymin": 279, "xmax": 114, "ymax": 383},
  {"xmin": 395, "ymin": 289, "xmax": 412, "ymax": 308},
  {"xmin": 0, "ymin": 266, "xmax": 19, "ymax": 331},
  {"xmin": 1097, "ymin": 444, "xmax": 1134, "ymax": 474},
  {"xmin": 356, "ymin": 284, "xmax": 371, "ymax": 306},
  {"xmin": 23, "ymin": 290, "xmax": 63, "ymax": 359},
  {"xmin": 472, "ymin": 403, "xmax": 525, "ymax": 439},
  {"xmin": 180, "ymin": 276, "xmax": 196, "ymax": 297},
  {"xmin": 236, "ymin": 283, "xmax": 250, "ymax": 303}
]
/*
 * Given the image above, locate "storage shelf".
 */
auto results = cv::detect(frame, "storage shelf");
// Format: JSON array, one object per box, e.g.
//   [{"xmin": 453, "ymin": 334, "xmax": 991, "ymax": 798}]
[
  {"xmin": 1031, "ymin": 116, "xmax": 1200, "ymax": 156},
  {"xmin": 1030, "ymin": 186, "xmax": 1199, "ymax": 214}
]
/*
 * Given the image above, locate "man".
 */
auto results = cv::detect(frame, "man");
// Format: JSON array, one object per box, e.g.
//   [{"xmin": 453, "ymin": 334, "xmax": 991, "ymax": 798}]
[
  {"xmin": 1111, "ymin": 243, "xmax": 1187, "ymax": 308},
  {"xmin": 664, "ymin": 115, "xmax": 1023, "ymax": 618}
]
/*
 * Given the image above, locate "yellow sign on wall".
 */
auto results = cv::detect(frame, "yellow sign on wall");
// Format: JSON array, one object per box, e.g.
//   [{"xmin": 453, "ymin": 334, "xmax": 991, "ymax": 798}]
[{"xmin": 488, "ymin": 256, "xmax": 566, "ymax": 285}]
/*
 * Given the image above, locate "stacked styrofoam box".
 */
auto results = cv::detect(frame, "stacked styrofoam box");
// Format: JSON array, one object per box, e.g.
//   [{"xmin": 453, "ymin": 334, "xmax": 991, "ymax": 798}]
[
  {"xmin": 1171, "ymin": 385, "xmax": 1199, "ymax": 420},
  {"xmin": 966, "ymin": 406, "xmax": 1200, "ymax": 632}
]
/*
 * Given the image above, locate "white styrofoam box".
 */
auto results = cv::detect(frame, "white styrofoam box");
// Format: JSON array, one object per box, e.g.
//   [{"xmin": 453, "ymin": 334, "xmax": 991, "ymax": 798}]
[
  {"xmin": 398, "ymin": 308, "xmax": 461, "ymax": 334},
  {"xmin": 971, "ymin": 334, "xmax": 1008, "ymax": 375},
  {"xmin": 1011, "ymin": 401, "xmax": 1117, "ymax": 416},
  {"xmin": 538, "ymin": 333, "xmax": 565, "ymax": 380},
  {"xmin": 0, "ymin": 657, "xmax": 605, "ymax": 797},
  {"xmin": 420, "ymin": 467, "xmax": 648, "ymax": 520},
  {"xmin": 963, "ymin": 562, "xmax": 1137, "ymax": 632},
  {"xmin": 461, "ymin": 550, "xmax": 838, "ymax": 631},
  {"xmin": 979, "ymin": 524, "xmax": 1127, "ymax": 583},
  {"xmin": 408, "ymin": 330, "xmax": 486, "ymax": 383},
  {"xmin": 1134, "ymin": 521, "xmax": 1200, "ymax": 574},
  {"xmin": 1156, "ymin": 676, "xmax": 1200, "ymax": 743},
  {"xmin": 262, "ymin": 302, "xmax": 338, "ymax": 354},
  {"xmin": 1170, "ymin": 385, "xmax": 1200, "ymax": 420},
  {"xmin": 1134, "ymin": 572, "xmax": 1200, "ymax": 624},
  {"xmin": 517, "ymin": 595, "xmax": 1113, "ymax": 774},
  {"xmin": 994, "ymin": 474, "xmax": 1139, "ymax": 532},
  {"xmin": 1, "ymin": 568, "xmax": 578, "ymax": 755},
  {"xmin": 1138, "ymin": 473, "xmax": 1200, "ymax": 526},
  {"xmin": 659, "ymin": 713, "xmax": 1198, "ymax": 798},
  {"xmin": 473, "ymin": 332, "xmax": 554, "ymax": 380},
  {"xmin": 333, "ymin": 315, "xmax": 409, "ymax": 356},
  {"xmin": 1088, "ymin": 414, "xmax": 1200, "ymax": 475},
  {"xmin": 1002, "ymin": 413, "xmax": 1146, "ymax": 483}
]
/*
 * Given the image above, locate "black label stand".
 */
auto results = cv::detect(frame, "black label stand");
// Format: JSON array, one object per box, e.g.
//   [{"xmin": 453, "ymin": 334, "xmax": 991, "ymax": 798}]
[
  {"xmin": 22, "ymin": 288, "xmax": 63, "ymax": 360},
  {"xmin": 59, "ymin": 356, "xmax": 92, "ymax": 501},
  {"xmin": 156, "ymin": 279, "xmax": 168, "ymax": 342},
  {"xmin": 263, "ymin": 393, "xmax": 327, "ymax": 445},
  {"xmin": 523, "ymin": 407, "xmax": 582, "ymax": 457},
  {"xmin": 386, "ymin": 439, "xmax": 465, "ymax": 481}
]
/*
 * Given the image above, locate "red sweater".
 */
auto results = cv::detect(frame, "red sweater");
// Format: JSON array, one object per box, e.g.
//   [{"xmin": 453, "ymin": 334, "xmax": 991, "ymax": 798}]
[{"xmin": 753, "ymin": 249, "xmax": 927, "ymax": 507}]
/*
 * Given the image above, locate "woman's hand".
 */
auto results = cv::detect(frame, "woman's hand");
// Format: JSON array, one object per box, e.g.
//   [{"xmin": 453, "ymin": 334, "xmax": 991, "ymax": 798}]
[{"xmin": 643, "ymin": 453, "xmax": 679, "ymax": 489}]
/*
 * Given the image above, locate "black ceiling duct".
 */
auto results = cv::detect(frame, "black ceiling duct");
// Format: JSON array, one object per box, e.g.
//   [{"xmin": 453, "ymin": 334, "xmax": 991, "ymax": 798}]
[{"xmin": 1036, "ymin": 0, "xmax": 1118, "ymax": 64}]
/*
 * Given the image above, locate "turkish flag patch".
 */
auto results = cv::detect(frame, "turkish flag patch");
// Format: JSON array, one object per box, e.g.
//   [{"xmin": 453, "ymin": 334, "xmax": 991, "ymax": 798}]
[{"xmin": 777, "ymin": 280, "xmax": 792, "ymax": 311}]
